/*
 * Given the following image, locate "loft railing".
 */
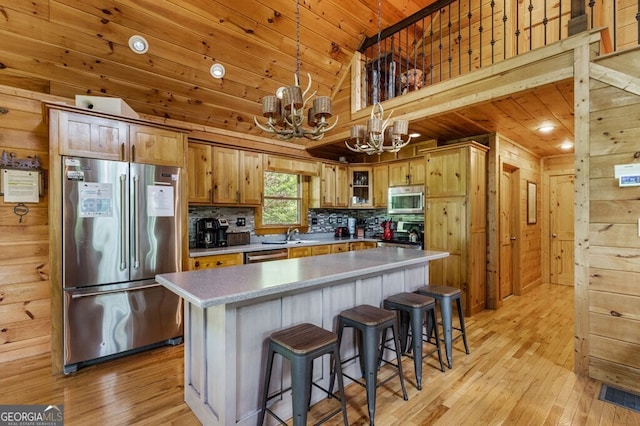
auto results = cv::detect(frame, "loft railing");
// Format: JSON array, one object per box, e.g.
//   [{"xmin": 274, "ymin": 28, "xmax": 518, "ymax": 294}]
[{"xmin": 358, "ymin": 0, "xmax": 640, "ymax": 108}]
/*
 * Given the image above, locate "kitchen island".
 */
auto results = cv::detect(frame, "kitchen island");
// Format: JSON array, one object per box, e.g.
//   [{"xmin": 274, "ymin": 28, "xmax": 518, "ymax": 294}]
[{"xmin": 157, "ymin": 247, "xmax": 448, "ymax": 426}]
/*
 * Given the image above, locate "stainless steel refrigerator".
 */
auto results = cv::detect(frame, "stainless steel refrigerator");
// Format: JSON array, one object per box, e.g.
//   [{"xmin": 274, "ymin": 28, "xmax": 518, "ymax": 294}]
[{"xmin": 61, "ymin": 156, "xmax": 183, "ymax": 373}]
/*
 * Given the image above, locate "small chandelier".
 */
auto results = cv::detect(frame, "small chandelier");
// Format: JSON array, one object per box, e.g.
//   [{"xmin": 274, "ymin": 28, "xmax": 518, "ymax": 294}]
[
  {"xmin": 253, "ymin": 0, "xmax": 338, "ymax": 141},
  {"xmin": 345, "ymin": 103, "xmax": 411, "ymax": 155}
]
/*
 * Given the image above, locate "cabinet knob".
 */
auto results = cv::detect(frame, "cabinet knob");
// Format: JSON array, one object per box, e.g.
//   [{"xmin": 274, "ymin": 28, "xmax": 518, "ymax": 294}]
[
  {"xmin": 216, "ymin": 261, "xmax": 223, "ymax": 266},
  {"xmin": 194, "ymin": 261, "xmax": 200, "ymax": 268}
]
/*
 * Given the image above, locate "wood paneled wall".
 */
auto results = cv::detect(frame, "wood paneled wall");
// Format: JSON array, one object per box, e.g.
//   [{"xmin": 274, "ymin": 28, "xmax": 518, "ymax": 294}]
[
  {"xmin": 584, "ymin": 49, "xmax": 640, "ymax": 393},
  {"xmin": 487, "ymin": 133, "xmax": 543, "ymax": 308},
  {"xmin": 0, "ymin": 86, "xmax": 65, "ymax": 363}
]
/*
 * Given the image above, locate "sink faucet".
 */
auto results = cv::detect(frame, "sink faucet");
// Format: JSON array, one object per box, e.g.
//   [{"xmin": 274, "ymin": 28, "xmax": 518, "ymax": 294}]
[{"xmin": 286, "ymin": 227, "xmax": 299, "ymax": 241}]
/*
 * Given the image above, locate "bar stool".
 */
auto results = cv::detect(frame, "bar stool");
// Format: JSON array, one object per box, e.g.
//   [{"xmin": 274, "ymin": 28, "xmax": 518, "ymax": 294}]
[
  {"xmin": 383, "ymin": 292, "xmax": 445, "ymax": 390},
  {"xmin": 416, "ymin": 285, "xmax": 470, "ymax": 368},
  {"xmin": 259, "ymin": 323, "xmax": 348, "ymax": 426},
  {"xmin": 330, "ymin": 304, "xmax": 408, "ymax": 425}
]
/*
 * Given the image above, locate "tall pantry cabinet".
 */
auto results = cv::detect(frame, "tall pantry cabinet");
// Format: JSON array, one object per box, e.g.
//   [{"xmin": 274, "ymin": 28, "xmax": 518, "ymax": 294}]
[{"xmin": 424, "ymin": 142, "xmax": 488, "ymax": 316}]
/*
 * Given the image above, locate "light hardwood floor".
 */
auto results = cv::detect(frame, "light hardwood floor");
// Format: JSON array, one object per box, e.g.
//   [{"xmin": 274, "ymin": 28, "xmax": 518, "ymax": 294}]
[{"xmin": 1, "ymin": 283, "xmax": 638, "ymax": 425}]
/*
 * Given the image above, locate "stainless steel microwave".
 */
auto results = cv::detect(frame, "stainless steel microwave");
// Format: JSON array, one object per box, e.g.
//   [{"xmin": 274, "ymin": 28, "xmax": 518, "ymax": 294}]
[{"xmin": 388, "ymin": 185, "xmax": 424, "ymax": 214}]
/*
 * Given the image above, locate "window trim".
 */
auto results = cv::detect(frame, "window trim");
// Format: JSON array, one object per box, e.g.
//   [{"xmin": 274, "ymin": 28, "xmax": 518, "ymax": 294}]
[{"xmin": 255, "ymin": 173, "xmax": 310, "ymax": 235}]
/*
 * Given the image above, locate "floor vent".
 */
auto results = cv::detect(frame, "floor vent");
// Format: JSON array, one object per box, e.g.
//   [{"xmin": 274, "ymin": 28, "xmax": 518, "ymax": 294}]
[{"xmin": 599, "ymin": 384, "xmax": 640, "ymax": 413}]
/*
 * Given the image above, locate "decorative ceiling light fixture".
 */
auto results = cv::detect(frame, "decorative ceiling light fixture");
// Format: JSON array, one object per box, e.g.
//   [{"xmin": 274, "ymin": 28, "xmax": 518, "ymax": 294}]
[
  {"xmin": 128, "ymin": 35, "xmax": 149, "ymax": 54},
  {"xmin": 538, "ymin": 124, "xmax": 555, "ymax": 133},
  {"xmin": 253, "ymin": 0, "xmax": 337, "ymax": 140},
  {"xmin": 345, "ymin": 0, "xmax": 411, "ymax": 155}
]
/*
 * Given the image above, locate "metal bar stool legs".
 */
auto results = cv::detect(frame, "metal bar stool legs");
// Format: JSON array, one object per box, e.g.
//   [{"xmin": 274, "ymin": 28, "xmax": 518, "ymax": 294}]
[
  {"xmin": 416, "ymin": 285, "xmax": 470, "ymax": 369},
  {"xmin": 330, "ymin": 304, "xmax": 408, "ymax": 426},
  {"xmin": 384, "ymin": 292, "xmax": 445, "ymax": 391},
  {"xmin": 259, "ymin": 323, "xmax": 348, "ymax": 426}
]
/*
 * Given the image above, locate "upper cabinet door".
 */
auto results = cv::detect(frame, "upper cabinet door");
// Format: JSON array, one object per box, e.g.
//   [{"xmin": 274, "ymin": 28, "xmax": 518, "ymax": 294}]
[
  {"xmin": 426, "ymin": 147, "xmax": 467, "ymax": 197},
  {"xmin": 212, "ymin": 146, "xmax": 240, "ymax": 204},
  {"xmin": 187, "ymin": 142, "xmax": 213, "ymax": 203},
  {"xmin": 373, "ymin": 164, "xmax": 388, "ymax": 207},
  {"xmin": 129, "ymin": 124, "xmax": 186, "ymax": 167},
  {"xmin": 57, "ymin": 110, "xmax": 129, "ymax": 161},
  {"xmin": 240, "ymin": 151, "xmax": 263, "ymax": 205}
]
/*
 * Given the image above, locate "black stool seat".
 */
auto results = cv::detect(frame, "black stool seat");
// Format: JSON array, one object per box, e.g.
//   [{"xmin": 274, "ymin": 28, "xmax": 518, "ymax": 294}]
[
  {"xmin": 331, "ymin": 304, "xmax": 408, "ymax": 426},
  {"xmin": 259, "ymin": 323, "xmax": 348, "ymax": 426},
  {"xmin": 384, "ymin": 292, "xmax": 445, "ymax": 390},
  {"xmin": 416, "ymin": 285, "xmax": 470, "ymax": 369}
]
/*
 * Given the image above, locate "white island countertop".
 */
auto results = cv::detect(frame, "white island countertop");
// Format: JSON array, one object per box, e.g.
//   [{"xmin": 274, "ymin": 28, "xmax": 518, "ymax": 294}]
[{"xmin": 157, "ymin": 247, "xmax": 448, "ymax": 309}]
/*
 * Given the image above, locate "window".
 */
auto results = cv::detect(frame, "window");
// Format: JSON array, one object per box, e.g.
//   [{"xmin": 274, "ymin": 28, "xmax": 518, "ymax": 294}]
[{"xmin": 262, "ymin": 171, "xmax": 301, "ymax": 225}]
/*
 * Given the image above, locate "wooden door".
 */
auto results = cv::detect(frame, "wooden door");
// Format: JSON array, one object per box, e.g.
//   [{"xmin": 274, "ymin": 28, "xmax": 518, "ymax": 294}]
[
  {"xmin": 335, "ymin": 164, "xmax": 349, "ymax": 207},
  {"xmin": 409, "ymin": 157, "xmax": 425, "ymax": 185},
  {"xmin": 549, "ymin": 174, "xmax": 575, "ymax": 286},
  {"xmin": 373, "ymin": 164, "xmax": 388, "ymax": 207},
  {"xmin": 212, "ymin": 146, "xmax": 240, "ymax": 204},
  {"xmin": 57, "ymin": 111, "xmax": 129, "ymax": 160},
  {"xmin": 426, "ymin": 147, "xmax": 466, "ymax": 197},
  {"xmin": 388, "ymin": 161, "xmax": 409, "ymax": 186},
  {"xmin": 499, "ymin": 168, "xmax": 516, "ymax": 299},
  {"xmin": 239, "ymin": 151, "xmax": 263, "ymax": 205},
  {"xmin": 187, "ymin": 143, "xmax": 213, "ymax": 203},
  {"xmin": 130, "ymin": 124, "xmax": 185, "ymax": 167},
  {"xmin": 321, "ymin": 163, "xmax": 337, "ymax": 207}
]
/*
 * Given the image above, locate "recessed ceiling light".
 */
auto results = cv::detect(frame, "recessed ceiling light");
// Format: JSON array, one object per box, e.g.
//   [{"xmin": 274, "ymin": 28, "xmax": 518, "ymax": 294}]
[
  {"xmin": 538, "ymin": 125, "xmax": 555, "ymax": 133},
  {"xmin": 409, "ymin": 132, "xmax": 421, "ymax": 138},
  {"xmin": 560, "ymin": 141, "xmax": 574, "ymax": 150},
  {"xmin": 128, "ymin": 35, "xmax": 149, "ymax": 54},
  {"xmin": 210, "ymin": 63, "xmax": 225, "ymax": 79}
]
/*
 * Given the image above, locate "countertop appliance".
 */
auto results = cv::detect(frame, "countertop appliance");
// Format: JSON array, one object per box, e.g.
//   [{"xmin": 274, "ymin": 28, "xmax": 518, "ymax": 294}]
[
  {"xmin": 61, "ymin": 156, "xmax": 183, "ymax": 373},
  {"xmin": 195, "ymin": 218, "xmax": 217, "ymax": 248},
  {"xmin": 378, "ymin": 220, "xmax": 424, "ymax": 249},
  {"xmin": 334, "ymin": 226, "xmax": 350, "ymax": 238},
  {"xmin": 388, "ymin": 185, "xmax": 424, "ymax": 214},
  {"xmin": 212, "ymin": 217, "xmax": 229, "ymax": 247}
]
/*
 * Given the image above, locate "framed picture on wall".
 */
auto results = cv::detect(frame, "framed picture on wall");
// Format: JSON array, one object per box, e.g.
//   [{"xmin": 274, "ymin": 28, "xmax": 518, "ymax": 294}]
[{"xmin": 527, "ymin": 181, "xmax": 537, "ymax": 224}]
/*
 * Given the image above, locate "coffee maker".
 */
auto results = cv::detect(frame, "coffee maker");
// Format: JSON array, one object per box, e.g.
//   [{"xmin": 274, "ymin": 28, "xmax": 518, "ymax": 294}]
[{"xmin": 195, "ymin": 217, "xmax": 229, "ymax": 248}]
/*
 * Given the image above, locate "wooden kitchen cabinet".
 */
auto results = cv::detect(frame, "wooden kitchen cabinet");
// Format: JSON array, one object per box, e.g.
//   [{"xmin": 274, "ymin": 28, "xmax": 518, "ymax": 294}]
[
  {"xmin": 288, "ymin": 246, "xmax": 311, "ymax": 258},
  {"xmin": 129, "ymin": 124, "xmax": 185, "ymax": 167},
  {"xmin": 349, "ymin": 241, "xmax": 377, "ymax": 251},
  {"xmin": 331, "ymin": 242, "xmax": 350, "ymax": 254},
  {"xmin": 388, "ymin": 157, "xmax": 425, "ymax": 186},
  {"xmin": 187, "ymin": 142, "xmax": 213, "ymax": 203},
  {"xmin": 320, "ymin": 163, "xmax": 348, "ymax": 207},
  {"xmin": 56, "ymin": 110, "xmax": 128, "ymax": 160},
  {"xmin": 373, "ymin": 164, "xmax": 389, "ymax": 207},
  {"xmin": 188, "ymin": 253, "xmax": 243, "ymax": 270},
  {"xmin": 311, "ymin": 245, "xmax": 332, "ymax": 256},
  {"xmin": 349, "ymin": 166, "xmax": 373, "ymax": 208},
  {"xmin": 424, "ymin": 142, "xmax": 487, "ymax": 316},
  {"xmin": 54, "ymin": 109, "xmax": 186, "ymax": 167},
  {"xmin": 210, "ymin": 146, "xmax": 263, "ymax": 205}
]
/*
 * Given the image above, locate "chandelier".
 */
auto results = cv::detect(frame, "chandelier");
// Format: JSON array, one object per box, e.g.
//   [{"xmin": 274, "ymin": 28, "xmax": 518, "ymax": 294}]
[
  {"xmin": 344, "ymin": 0, "xmax": 412, "ymax": 155},
  {"xmin": 345, "ymin": 103, "xmax": 411, "ymax": 155},
  {"xmin": 253, "ymin": 0, "xmax": 337, "ymax": 141}
]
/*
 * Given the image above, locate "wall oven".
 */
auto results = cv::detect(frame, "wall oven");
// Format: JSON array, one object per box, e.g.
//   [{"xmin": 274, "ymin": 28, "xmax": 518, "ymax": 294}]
[{"xmin": 388, "ymin": 185, "xmax": 424, "ymax": 214}]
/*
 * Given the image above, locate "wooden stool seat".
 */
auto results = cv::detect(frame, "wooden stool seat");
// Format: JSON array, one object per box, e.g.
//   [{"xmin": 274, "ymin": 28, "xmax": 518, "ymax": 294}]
[
  {"xmin": 259, "ymin": 323, "xmax": 348, "ymax": 426},
  {"xmin": 271, "ymin": 323, "xmax": 337, "ymax": 354},
  {"xmin": 338, "ymin": 304, "xmax": 396, "ymax": 326}
]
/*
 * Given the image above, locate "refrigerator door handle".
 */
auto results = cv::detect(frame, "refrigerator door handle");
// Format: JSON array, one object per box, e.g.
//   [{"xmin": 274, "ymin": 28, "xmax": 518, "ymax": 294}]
[
  {"xmin": 70, "ymin": 283, "xmax": 161, "ymax": 299},
  {"xmin": 133, "ymin": 175, "xmax": 141, "ymax": 269},
  {"xmin": 120, "ymin": 174, "xmax": 127, "ymax": 271}
]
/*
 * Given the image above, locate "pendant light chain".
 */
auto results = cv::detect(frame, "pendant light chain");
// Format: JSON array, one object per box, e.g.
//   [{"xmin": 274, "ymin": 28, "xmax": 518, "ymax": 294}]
[{"xmin": 296, "ymin": 0, "xmax": 301, "ymax": 83}]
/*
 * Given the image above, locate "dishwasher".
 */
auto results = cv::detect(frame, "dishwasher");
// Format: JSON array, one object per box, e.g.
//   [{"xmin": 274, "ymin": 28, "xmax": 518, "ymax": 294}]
[{"xmin": 244, "ymin": 248, "xmax": 289, "ymax": 264}]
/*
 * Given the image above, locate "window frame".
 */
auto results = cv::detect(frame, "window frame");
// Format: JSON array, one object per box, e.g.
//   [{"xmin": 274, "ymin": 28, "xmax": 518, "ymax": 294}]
[{"xmin": 255, "ymin": 171, "xmax": 309, "ymax": 235}]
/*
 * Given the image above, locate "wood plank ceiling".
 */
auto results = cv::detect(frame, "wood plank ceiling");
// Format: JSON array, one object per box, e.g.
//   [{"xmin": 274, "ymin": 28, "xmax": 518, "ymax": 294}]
[{"xmin": 0, "ymin": 0, "xmax": 574, "ymax": 159}]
